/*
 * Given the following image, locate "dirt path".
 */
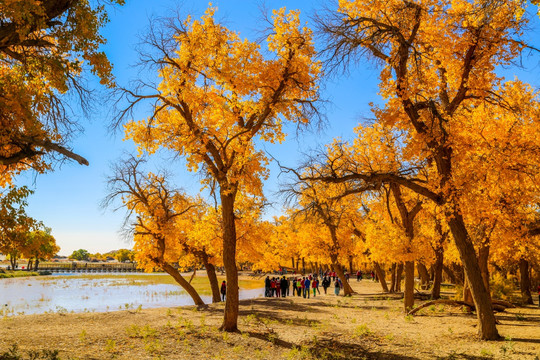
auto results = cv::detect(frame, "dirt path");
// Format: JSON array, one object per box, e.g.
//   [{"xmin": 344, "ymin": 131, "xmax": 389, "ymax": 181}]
[{"xmin": 1, "ymin": 278, "xmax": 539, "ymax": 359}]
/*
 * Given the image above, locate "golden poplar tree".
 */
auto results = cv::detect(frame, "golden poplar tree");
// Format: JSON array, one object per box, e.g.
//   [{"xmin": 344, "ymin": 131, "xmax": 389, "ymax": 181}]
[{"xmin": 120, "ymin": 7, "xmax": 320, "ymax": 331}]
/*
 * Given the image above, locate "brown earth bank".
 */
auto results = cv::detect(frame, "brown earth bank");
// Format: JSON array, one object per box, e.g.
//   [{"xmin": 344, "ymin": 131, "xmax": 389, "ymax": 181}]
[{"xmin": 0, "ymin": 278, "xmax": 539, "ymax": 360}]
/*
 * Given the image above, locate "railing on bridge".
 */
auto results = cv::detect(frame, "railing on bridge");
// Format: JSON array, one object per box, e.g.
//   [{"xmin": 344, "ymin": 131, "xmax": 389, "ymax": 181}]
[{"xmin": 37, "ymin": 262, "xmax": 142, "ymax": 273}]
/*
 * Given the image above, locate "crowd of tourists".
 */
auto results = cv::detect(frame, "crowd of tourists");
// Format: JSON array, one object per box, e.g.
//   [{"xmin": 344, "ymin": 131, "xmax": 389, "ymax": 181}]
[
  {"xmin": 264, "ymin": 271, "xmax": 350, "ymax": 298},
  {"xmin": 263, "ymin": 269, "xmax": 382, "ymax": 299}
]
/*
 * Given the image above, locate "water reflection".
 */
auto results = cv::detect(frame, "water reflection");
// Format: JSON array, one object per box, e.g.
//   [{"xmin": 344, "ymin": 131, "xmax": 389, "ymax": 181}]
[{"xmin": 0, "ymin": 274, "xmax": 264, "ymax": 316}]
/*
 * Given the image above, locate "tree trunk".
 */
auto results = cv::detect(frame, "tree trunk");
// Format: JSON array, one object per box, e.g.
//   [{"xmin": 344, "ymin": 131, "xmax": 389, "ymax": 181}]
[
  {"xmin": 291, "ymin": 257, "xmax": 295, "ymax": 269},
  {"xmin": 302, "ymin": 257, "xmax": 305, "ymax": 275},
  {"xmin": 431, "ymin": 248, "xmax": 444, "ymax": 300},
  {"xmin": 348, "ymin": 255, "xmax": 354, "ymax": 274},
  {"xmin": 443, "ymin": 265, "xmax": 457, "ymax": 284},
  {"xmin": 463, "ymin": 277, "xmax": 473, "ymax": 304},
  {"xmin": 478, "ymin": 244, "xmax": 491, "ymax": 296},
  {"xmin": 448, "ymin": 212, "xmax": 499, "ymax": 340},
  {"xmin": 417, "ymin": 262, "xmax": 430, "ymax": 289},
  {"xmin": 202, "ymin": 254, "xmax": 221, "ymax": 304},
  {"xmin": 296, "ymin": 257, "xmax": 300, "ymax": 272},
  {"xmin": 519, "ymin": 258, "xmax": 533, "ymax": 305},
  {"xmin": 331, "ymin": 255, "xmax": 354, "ymax": 296},
  {"xmin": 395, "ymin": 263, "xmax": 403, "ymax": 292},
  {"xmin": 404, "ymin": 261, "xmax": 415, "ymax": 312},
  {"xmin": 161, "ymin": 263, "xmax": 205, "ymax": 306},
  {"xmin": 10, "ymin": 256, "xmax": 17, "ymax": 270},
  {"xmin": 390, "ymin": 263, "xmax": 397, "ymax": 292},
  {"xmin": 373, "ymin": 262, "xmax": 389, "ymax": 292},
  {"xmin": 220, "ymin": 191, "xmax": 239, "ymax": 332},
  {"xmin": 34, "ymin": 259, "xmax": 40, "ymax": 271}
]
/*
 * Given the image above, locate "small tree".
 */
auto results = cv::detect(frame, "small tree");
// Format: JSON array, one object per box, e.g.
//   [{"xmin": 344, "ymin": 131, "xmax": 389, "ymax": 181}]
[
  {"xmin": 69, "ymin": 249, "xmax": 90, "ymax": 261},
  {"xmin": 0, "ymin": 186, "xmax": 36, "ymax": 269},
  {"xmin": 24, "ymin": 227, "xmax": 59, "ymax": 270}
]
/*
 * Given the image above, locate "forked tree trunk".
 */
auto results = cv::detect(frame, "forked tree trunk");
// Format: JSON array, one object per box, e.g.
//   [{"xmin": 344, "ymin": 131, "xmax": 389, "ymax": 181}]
[
  {"xmin": 220, "ymin": 191, "xmax": 239, "ymax": 332},
  {"xmin": 373, "ymin": 262, "xmax": 389, "ymax": 292},
  {"xmin": 10, "ymin": 256, "xmax": 17, "ymax": 270},
  {"xmin": 417, "ymin": 262, "xmax": 430, "ymax": 289},
  {"xmin": 431, "ymin": 248, "xmax": 444, "ymax": 300},
  {"xmin": 395, "ymin": 263, "xmax": 403, "ymax": 292},
  {"xmin": 478, "ymin": 244, "xmax": 491, "ymax": 296},
  {"xmin": 202, "ymin": 254, "xmax": 221, "ymax": 303},
  {"xmin": 161, "ymin": 263, "xmax": 205, "ymax": 306},
  {"xmin": 519, "ymin": 258, "xmax": 533, "ymax": 305},
  {"xmin": 404, "ymin": 261, "xmax": 415, "ymax": 312},
  {"xmin": 448, "ymin": 213, "xmax": 499, "ymax": 340}
]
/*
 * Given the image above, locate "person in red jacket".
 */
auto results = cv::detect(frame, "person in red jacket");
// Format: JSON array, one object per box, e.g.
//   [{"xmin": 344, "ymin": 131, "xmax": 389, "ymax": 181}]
[{"xmin": 220, "ymin": 281, "xmax": 226, "ymax": 301}]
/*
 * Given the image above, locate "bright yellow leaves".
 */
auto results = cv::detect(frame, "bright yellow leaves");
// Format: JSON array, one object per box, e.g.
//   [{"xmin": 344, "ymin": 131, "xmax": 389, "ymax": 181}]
[
  {"xmin": 124, "ymin": 5, "xmax": 319, "ymax": 199},
  {"xmin": 1, "ymin": 0, "xmax": 121, "ymax": 184}
]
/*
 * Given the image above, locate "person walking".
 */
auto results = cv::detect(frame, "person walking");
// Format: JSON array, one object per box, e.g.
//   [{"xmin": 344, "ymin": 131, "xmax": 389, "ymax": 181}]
[
  {"xmin": 301, "ymin": 277, "xmax": 306, "ymax": 298},
  {"xmin": 322, "ymin": 276, "xmax": 330, "ymax": 294},
  {"xmin": 356, "ymin": 270, "xmax": 362, "ymax": 281},
  {"xmin": 334, "ymin": 278, "xmax": 341, "ymax": 296},
  {"xmin": 296, "ymin": 278, "xmax": 302, "ymax": 296},
  {"xmin": 304, "ymin": 277, "xmax": 311, "ymax": 299},
  {"xmin": 276, "ymin": 278, "xmax": 281, "ymax": 297},
  {"xmin": 220, "ymin": 281, "xmax": 227, "ymax": 301},
  {"xmin": 312, "ymin": 277, "xmax": 317, "ymax": 297},
  {"xmin": 292, "ymin": 277, "xmax": 297, "ymax": 296}
]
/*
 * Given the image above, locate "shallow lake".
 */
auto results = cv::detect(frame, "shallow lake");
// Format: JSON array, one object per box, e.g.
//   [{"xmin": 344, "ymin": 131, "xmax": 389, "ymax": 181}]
[{"xmin": 0, "ymin": 273, "xmax": 264, "ymax": 316}]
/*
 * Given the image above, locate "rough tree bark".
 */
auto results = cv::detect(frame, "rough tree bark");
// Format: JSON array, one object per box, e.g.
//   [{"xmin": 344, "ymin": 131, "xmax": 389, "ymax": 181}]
[
  {"xmin": 431, "ymin": 248, "xmax": 444, "ymax": 300},
  {"xmin": 448, "ymin": 213, "xmax": 499, "ymax": 339},
  {"xmin": 404, "ymin": 261, "xmax": 415, "ymax": 312},
  {"xmin": 201, "ymin": 253, "xmax": 221, "ymax": 304},
  {"xmin": 395, "ymin": 264, "xmax": 403, "ymax": 292},
  {"xmin": 373, "ymin": 262, "xmax": 389, "ymax": 292},
  {"xmin": 162, "ymin": 263, "xmax": 205, "ymax": 306},
  {"xmin": 417, "ymin": 262, "xmax": 430, "ymax": 289},
  {"xmin": 478, "ymin": 243, "xmax": 491, "ymax": 295},
  {"xmin": 331, "ymin": 255, "xmax": 354, "ymax": 296},
  {"xmin": 519, "ymin": 258, "xmax": 533, "ymax": 305},
  {"xmin": 220, "ymin": 191, "xmax": 239, "ymax": 332},
  {"xmin": 390, "ymin": 263, "xmax": 397, "ymax": 292}
]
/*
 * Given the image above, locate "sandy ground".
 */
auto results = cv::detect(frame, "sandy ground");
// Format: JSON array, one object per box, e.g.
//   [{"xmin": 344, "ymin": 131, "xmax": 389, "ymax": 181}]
[{"xmin": 0, "ymin": 277, "xmax": 539, "ymax": 360}]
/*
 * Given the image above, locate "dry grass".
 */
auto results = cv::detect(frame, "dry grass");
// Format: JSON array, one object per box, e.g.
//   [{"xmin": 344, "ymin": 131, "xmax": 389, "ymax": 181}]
[{"xmin": 0, "ymin": 278, "xmax": 539, "ymax": 359}]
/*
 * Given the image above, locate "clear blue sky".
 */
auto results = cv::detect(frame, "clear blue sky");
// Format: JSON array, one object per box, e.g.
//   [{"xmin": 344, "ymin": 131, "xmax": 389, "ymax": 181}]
[{"xmin": 15, "ymin": 1, "xmax": 540, "ymax": 256}]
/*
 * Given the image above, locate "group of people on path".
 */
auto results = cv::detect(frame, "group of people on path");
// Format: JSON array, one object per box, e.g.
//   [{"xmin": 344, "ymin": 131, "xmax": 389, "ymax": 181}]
[{"xmin": 264, "ymin": 272, "xmax": 346, "ymax": 298}]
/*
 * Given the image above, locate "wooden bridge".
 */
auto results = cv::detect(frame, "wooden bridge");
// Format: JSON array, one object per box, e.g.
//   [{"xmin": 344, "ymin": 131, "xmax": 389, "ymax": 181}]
[{"xmin": 37, "ymin": 262, "xmax": 142, "ymax": 273}]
